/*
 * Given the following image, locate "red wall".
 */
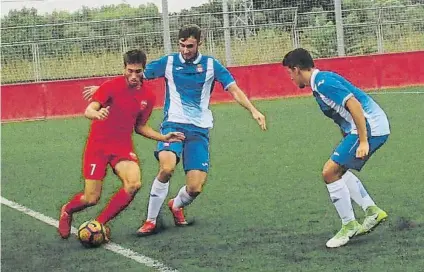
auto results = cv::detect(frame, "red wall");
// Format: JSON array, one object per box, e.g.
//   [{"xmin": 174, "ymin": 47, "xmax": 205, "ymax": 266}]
[{"xmin": 2, "ymin": 51, "xmax": 423, "ymax": 122}]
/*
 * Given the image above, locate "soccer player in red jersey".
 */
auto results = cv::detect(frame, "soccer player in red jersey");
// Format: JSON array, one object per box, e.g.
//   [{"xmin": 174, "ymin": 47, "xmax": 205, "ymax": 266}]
[{"xmin": 58, "ymin": 49, "xmax": 185, "ymax": 240}]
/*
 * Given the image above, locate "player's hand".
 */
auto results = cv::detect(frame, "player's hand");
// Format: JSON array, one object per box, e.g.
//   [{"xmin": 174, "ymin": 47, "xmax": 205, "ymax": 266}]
[
  {"xmin": 83, "ymin": 86, "xmax": 99, "ymax": 101},
  {"xmin": 252, "ymin": 110, "xmax": 267, "ymax": 130},
  {"xmin": 356, "ymin": 141, "xmax": 369, "ymax": 159},
  {"xmin": 95, "ymin": 106, "xmax": 110, "ymax": 120},
  {"xmin": 163, "ymin": 132, "xmax": 185, "ymax": 142}
]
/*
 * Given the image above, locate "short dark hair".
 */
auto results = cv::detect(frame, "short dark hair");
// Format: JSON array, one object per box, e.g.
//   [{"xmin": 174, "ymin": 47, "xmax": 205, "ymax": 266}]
[
  {"xmin": 123, "ymin": 49, "xmax": 147, "ymax": 68},
  {"xmin": 178, "ymin": 24, "xmax": 201, "ymax": 42},
  {"xmin": 282, "ymin": 48, "xmax": 314, "ymax": 70}
]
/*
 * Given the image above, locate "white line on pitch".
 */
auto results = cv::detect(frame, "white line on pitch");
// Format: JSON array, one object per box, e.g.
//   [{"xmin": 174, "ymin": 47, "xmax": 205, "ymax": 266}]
[
  {"xmin": 1, "ymin": 196, "xmax": 179, "ymax": 272},
  {"xmin": 368, "ymin": 91, "xmax": 424, "ymax": 95}
]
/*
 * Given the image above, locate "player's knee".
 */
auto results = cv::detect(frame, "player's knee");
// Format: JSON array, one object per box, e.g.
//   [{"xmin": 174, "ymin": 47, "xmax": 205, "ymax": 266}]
[
  {"xmin": 124, "ymin": 179, "xmax": 141, "ymax": 194},
  {"xmin": 322, "ymin": 159, "xmax": 346, "ymax": 183},
  {"xmin": 158, "ymin": 165, "xmax": 175, "ymax": 180},
  {"xmin": 84, "ymin": 193, "xmax": 100, "ymax": 206},
  {"xmin": 322, "ymin": 168, "xmax": 332, "ymax": 183},
  {"xmin": 186, "ymin": 184, "xmax": 203, "ymax": 196},
  {"xmin": 322, "ymin": 168, "xmax": 341, "ymax": 183}
]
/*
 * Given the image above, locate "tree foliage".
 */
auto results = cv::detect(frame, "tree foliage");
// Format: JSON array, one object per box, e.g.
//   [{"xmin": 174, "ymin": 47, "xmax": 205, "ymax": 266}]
[{"xmin": 1, "ymin": 0, "xmax": 423, "ymax": 83}]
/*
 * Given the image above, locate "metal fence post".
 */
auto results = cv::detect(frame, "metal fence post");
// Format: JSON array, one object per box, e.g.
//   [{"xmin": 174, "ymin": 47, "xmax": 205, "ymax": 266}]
[
  {"xmin": 162, "ymin": 0, "xmax": 172, "ymax": 55},
  {"xmin": 31, "ymin": 25, "xmax": 42, "ymax": 82},
  {"xmin": 334, "ymin": 0, "xmax": 345, "ymax": 56},
  {"xmin": 376, "ymin": 8, "xmax": 384, "ymax": 53},
  {"xmin": 292, "ymin": 8, "xmax": 299, "ymax": 49},
  {"xmin": 120, "ymin": 36, "xmax": 128, "ymax": 54},
  {"xmin": 222, "ymin": 0, "xmax": 233, "ymax": 66},
  {"xmin": 31, "ymin": 43, "xmax": 41, "ymax": 82},
  {"xmin": 120, "ymin": 21, "xmax": 128, "ymax": 54}
]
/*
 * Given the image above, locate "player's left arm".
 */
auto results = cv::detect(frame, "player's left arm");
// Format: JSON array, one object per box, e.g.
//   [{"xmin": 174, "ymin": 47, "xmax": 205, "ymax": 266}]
[
  {"xmin": 143, "ymin": 56, "xmax": 168, "ymax": 80},
  {"xmin": 83, "ymin": 86, "xmax": 99, "ymax": 101},
  {"xmin": 135, "ymin": 123, "xmax": 185, "ymax": 142},
  {"xmin": 318, "ymin": 79, "xmax": 369, "ymax": 159},
  {"xmin": 213, "ymin": 59, "xmax": 266, "ymax": 130},
  {"xmin": 345, "ymin": 97, "xmax": 369, "ymax": 159},
  {"xmin": 133, "ymin": 95, "xmax": 185, "ymax": 142},
  {"xmin": 227, "ymin": 84, "xmax": 266, "ymax": 130}
]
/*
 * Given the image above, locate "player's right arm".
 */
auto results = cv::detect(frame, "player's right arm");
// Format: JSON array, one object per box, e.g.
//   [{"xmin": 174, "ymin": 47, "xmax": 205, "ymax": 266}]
[
  {"xmin": 345, "ymin": 97, "xmax": 369, "ymax": 159},
  {"xmin": 84, "ymin": 102, "xmax": 110, "ymax": 120},
  {"xmin": 84, "ymin": 81, "xmax": 112, "ymax": 120},
  {"xmin": 143, "ymin": 56, "xmax": 168, "ymax": 80}
]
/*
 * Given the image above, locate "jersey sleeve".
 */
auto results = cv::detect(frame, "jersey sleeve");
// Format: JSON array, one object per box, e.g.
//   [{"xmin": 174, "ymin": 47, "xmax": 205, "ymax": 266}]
[
  {"xmin": 92, "ymin": 80, "xmax": 113, "ymax": 106},
  {"xmin": 316, "ymin": 77, "xmax": 353, "ymax": 107},
  {"xmin": 213, "ymin": 58, "xmax": 235, "ymax": 91},
  {"xmin": 143, "ymin": 56, "xmax": 168, "ymax": 80},
  {"xmin": 136, "ymin": 93, "xmax": 156, "ymax": 126}
]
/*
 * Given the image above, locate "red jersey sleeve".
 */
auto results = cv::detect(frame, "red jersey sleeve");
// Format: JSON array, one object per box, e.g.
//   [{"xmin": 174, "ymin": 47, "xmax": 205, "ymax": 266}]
[
  {"xmin": 136, "ymin": 89, "xmax": 156, "ymax": 126},
  {"xmin": 92, "ymin": 80, "xmax": 113, "ymax": 106}
]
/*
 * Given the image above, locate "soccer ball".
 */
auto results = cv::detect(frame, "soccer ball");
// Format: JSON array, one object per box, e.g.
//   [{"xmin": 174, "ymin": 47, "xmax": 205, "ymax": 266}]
[{"xmin": 77, "ymin": 220, "xmax": 107, "ymax": 248}]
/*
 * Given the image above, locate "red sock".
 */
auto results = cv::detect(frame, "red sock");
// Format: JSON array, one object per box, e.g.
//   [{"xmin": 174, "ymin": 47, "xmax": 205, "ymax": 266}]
[
  {"xmin": 64, "ymin": 192, "xmax": 87, "ymax": 214},
  {"xmin": 96, "ymin": 188, "xmax": 134, "ymax": 225}
]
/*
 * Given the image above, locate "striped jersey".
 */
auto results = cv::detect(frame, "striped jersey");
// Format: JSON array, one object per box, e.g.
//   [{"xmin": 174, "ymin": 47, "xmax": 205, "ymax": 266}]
[
  {"xmin": 311, "ymin": 69, "xmax": 390, "ymax": 136},
  {"xmin": 144, "ymin": 53, "xmax": 235, "ymax": 128}
]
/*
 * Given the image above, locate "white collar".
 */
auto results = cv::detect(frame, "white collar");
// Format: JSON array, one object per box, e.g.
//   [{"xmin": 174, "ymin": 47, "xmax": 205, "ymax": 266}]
[
  {"xmin": 310, "ymin": 68, "xmax": 320, "ymax": 88},
  {"xmin": 178, "ymin": 52, "xmax": 202, "ymax": 64}
]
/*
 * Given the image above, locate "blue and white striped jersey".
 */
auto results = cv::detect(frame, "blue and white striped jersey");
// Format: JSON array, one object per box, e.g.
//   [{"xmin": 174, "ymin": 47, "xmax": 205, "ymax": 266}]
[
  {"xmin": 311, "ymin": 69, "xmax": 390, "ymax": 136},
  {"xmin": 144, "ymin": 53, "xmax": 235, "ymax": 128}
]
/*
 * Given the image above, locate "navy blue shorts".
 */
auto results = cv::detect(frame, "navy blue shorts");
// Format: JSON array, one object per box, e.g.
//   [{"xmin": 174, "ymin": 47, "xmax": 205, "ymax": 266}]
[
  {"xmin": 154, "ymin": 122, "xmax": 210, "ymax": 173},
  {"xmin": 330, "ymin": 134, "xmax": 389, "ymax": 171}
]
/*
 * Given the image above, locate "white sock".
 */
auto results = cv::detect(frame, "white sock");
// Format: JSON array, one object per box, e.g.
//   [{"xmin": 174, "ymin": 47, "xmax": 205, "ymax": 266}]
[
  {"xmin": 173, "ymin": 186, "xmax": 194, "ymax": 209},
  {"xmin": 326, "ymin": 179, "xmax": 355, "ymax": 225},
  {"xmin": 147, "ymin": 178, "xmax": 169, "ymax": 223},
  {"xmin": 343, "ymin": 171, "xmax": 376, "ymax": 211}
]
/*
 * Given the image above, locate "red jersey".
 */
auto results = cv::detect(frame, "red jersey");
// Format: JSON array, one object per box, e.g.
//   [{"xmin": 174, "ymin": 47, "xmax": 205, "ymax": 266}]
[{"xmin": 88, "ymin": 76, "xmax": 155, "ymax": 143}]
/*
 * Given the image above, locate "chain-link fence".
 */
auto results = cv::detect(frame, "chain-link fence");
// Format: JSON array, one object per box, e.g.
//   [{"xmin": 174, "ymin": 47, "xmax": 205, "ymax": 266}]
[{"xmin": 1, "ymin": 0, "xmax": 424, "ymax": 84}]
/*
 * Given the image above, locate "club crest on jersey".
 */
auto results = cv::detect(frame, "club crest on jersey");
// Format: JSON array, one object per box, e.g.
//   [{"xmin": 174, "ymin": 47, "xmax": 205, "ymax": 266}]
[
  {"xmin": 196, "ymin": 64, "xmax": 203, "ymax": 73},
  {"xmin": 140, "ymin": 100, "xmax": 148, "ymax": 110}
]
